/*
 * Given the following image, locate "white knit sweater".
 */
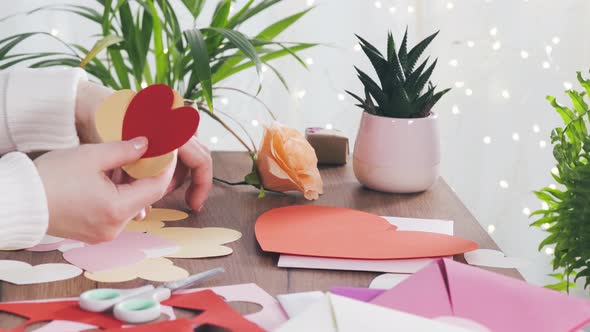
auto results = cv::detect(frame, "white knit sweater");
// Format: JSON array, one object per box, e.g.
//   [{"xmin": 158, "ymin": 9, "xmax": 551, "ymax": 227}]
[{"xmin": 0, "ymin": 68, "xmax": 88, "ymax": 248}]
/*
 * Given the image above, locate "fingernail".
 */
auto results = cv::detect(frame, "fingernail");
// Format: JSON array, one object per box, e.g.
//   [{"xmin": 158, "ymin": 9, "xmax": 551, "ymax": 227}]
[
  {"xmin": 130, "ymin": 136, "xmax": 148, "ymax": 150},
  {"xmin": 134, "ymin": 208, "xmax": 147, "ymax": 221}
]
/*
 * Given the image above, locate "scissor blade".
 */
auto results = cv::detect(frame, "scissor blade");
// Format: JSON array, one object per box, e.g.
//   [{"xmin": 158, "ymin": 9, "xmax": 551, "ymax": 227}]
[{"xmin": 164, "ymin": 267, "xmax": 225, "ymax": 291}]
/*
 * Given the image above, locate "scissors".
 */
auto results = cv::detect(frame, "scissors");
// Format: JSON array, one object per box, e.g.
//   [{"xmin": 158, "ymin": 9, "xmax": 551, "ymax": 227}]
[{"xmin": 79, "ymin": 267, "xmax": 224, "ymax": 324}]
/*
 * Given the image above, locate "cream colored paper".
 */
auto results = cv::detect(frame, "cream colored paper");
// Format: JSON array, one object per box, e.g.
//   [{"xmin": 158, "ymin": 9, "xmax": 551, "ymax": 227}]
[
  {"xmin": 464, "ymin": 249, "xmax": 528, "ymax": 269},
  {"xmin": 125, "ymin": 208, "xmax": 189, "ymax": 232},
  {"xmin": 149, "ymin": 227, "xmax": 242, "ymax": 258},
  {"xmin": 0, "ymin": 260, "xmax": 82, "ymax": 285},
  {"xmin": 84, "ymin": 257, "xmax": 188, "ymax": 282}
]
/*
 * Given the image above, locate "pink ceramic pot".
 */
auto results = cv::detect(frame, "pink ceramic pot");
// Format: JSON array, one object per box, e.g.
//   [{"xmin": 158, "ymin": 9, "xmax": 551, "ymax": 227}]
[{"xmin": 353, "ymin": 112, "xmax": 440, "ymax": 193}]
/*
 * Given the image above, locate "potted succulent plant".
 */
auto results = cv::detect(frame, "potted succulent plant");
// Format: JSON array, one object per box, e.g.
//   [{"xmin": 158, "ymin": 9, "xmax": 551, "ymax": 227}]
[{"xmin": 347, "ymin": 29, "xmax": 450, "ymax": 193}]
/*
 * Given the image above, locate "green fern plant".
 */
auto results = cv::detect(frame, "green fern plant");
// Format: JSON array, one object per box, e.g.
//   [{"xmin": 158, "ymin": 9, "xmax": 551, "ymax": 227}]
[
  {"xmin": 532, "ymin": 71, "xmax": 590, "ymax": 292},
  {"xmin": 346, "ymin": 29, "xmax": 450, "ymax": 119}
]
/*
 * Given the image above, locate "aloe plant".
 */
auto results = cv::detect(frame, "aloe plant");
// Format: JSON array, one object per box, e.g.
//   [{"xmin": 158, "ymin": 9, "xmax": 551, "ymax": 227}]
[
  {"xmin": 0, "ymin": 0, "xmax": 315, "ymax": 113},
  {"xmin": 347, "ymin": 29, "xmax": 450, "ymax": 119}
]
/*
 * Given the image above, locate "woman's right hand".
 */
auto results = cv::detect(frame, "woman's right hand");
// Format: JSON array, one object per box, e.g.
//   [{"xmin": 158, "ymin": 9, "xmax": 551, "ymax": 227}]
[{"xmin": 34, "ymin": 137, "xmax": 176, "ymax": 244}]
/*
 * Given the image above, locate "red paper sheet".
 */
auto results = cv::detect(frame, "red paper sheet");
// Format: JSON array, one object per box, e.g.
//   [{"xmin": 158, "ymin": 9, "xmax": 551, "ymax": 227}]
[
  {"xmin": 255, "ymin": 205, "xmax": 479, "ymax": 259},
  {"xmin": 0, "ymin": 290, "xmax": 262, "ymax": 332},
  {"xmin": 103, "ymin": 318, "xmax": 193, "ymax": 331}
]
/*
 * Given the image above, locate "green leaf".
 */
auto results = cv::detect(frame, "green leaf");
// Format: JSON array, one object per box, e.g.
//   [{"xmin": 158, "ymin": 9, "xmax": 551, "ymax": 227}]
[
  {"xmin": 204, "ymin": 27, "xmax": 262, "ymax": 76},
  {"xmin": 398, "ymin": 27, "xmax": 409, "ymax": 73},
  {"xmin": 184, "ymin": 28, "xmax": 213, "ymax": 111},
  {"xmin": 79, "ymin": 35, "xmax": 123, "ymax": 68},
  {"xmin": 256, "ymin": 7, "xmax": 314, "ymax": 40},
  {"xmin": 146, "ymin": 0, "xmax": 168, "ymax": 84},
  {"xmin": 210, "ymin": 0, "xmax": 231, "ymax": 28},
  {"xmin": 406, "ymin": 30, "xmax": 439, "ymax": 73},
  {"xmin": 181, "ymin": 0, "xmax": 205, "ymax": 19},
  {"xmin": 211, "ymin": 43, "xmax": 316, "ymax": 85}
]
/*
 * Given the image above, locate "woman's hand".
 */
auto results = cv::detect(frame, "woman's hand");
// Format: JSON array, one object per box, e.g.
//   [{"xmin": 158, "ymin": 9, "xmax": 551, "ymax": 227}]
[{"xmin": 35, "ymin": 137, "xmax": 176, "ymax": 243}]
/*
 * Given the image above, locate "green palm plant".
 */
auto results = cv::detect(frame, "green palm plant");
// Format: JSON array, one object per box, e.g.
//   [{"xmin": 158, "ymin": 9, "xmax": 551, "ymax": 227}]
[
  {"xmin": 0, "ymin": 0, "xmax": 316, "ymax": 196},
  {"xmin": 0, "ymin": 0, "xmax": 314, "ymax": 129},
  {"xmin": 347, "ymin": 29, "xmax": 450, "ymax": 119}
]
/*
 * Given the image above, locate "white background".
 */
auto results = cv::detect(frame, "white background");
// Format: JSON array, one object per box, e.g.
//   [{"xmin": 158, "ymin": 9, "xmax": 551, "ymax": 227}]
[{"xmin": 2, "ymin": 0, "xmax": 589, "ymax": 291}]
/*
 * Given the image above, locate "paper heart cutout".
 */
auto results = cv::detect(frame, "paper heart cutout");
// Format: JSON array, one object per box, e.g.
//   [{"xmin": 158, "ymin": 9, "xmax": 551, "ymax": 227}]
[
  {"xmin": 62, "ymin": 232, "xmax": 178, "ymax": 272},
  {"xmin": 125, "ymin": 208, "xmax": 189, "ymax": 232},
  {"xmin": 122, "ymin": 84, "xmax": 200, "ymax": 158},
  {"xmin": 0, "ymin": 260, "xmax": 82, "ymax": 285},
  {"xmin": 84, "ymin": 257, "xmax": 189, "ymax": 282},
  {"xmin": 464, "ymin": 249, "xmax": 528, "ymax": 268},
  {"xmin": 255, "ymin": 206, "xmax": 479, "ymax": 259},
  {"xmin": 149, "ymin": 227, "xmax": 242, "ymax": 258},
  {"xmin": 95, "ymin": 89, "xmax": 175, "ymax": 179}
]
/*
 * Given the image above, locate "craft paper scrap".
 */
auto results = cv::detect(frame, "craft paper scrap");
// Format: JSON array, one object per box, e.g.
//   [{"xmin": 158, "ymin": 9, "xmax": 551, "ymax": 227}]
[
  {"xmin": 27, "ymin": 239, "xmax": 83, "ymax": 252},
  {"xmin": 0, "ymin": 290, "xmax": 261, "ymax": 332},
  {"xmin": 330, "ymin": 293, "xmax": 471, "ymax": 332},
  {"xmin": 182, "ymin": 283, "xmax": 287, "ymax": 331},
  {"xmin": 63, "ymin": 232, "xmax": 178, "ymax": 272},
  {"xmin": 329, "ymin": 287, "xmax": 385, "ymax": 302},
  {"xmin": 164, "ymin": 289, "xmax": 265, "ymax": 332},
  {"xmin": 0, "ymin": 260, "xmax": 81, "ymax": 285},
  {"xmin": 279, "ymin": 217, "xmax": 453, "ymax": 273},
  {"xmin": 149, "ymin": 227, "xmax": 242, "ymax": 258},
  {"xmin": 126, "ymin": 208, "xmax": 189, "ymax": 232},
  {"xmin": 276, "ymin": 291, "xmax": 325, "ymax": 319},
  {"xmin": 31, "ymin": 306, "xmax": 176, "ymax": 332},
  {"xmin": 84, "ymin": 257, "xmax": 188, "ymax": 283},
  {"xmin": 464, "ymin": 249, "xmax": 528, "ymax": 269},
  {"xmin": 274, "ymin": 293, "xmax": 470, "ymax": 332},
  {"xmin": 370, "ymin": 258, "xmax": 590, "ymax": 332},
  {"xmin": 38, "ymin": 235, "xmax": 64, "ymax": 245},
  {"xmin": 101, "ymin": 319, "xmax": 194, "ymax": 332},
  {"xmin": 256, "ymin": 205, "xmax": 478, "ymax": 259},
  {"xmin": 125, "ymin": 208, "xmax": 188, "ymax": 232},
  {"xmin": 369, "ymin": 273, "xmax": 411, "ymax": 289}
]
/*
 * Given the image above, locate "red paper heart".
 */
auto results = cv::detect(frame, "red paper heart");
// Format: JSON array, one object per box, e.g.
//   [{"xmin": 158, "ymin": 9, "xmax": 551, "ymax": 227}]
[
  {"xmin": 255, "ymin": 205, "xmax": 479, "ymax": 259},
  {"xmin": 122, "ymin": 84, "xmax": 200, "ymax": 158}
]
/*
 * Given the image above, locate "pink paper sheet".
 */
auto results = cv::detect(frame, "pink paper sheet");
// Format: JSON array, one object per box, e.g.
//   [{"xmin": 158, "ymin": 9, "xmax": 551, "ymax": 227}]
[
  {"xmin": 62, "ymin": 232, "xmax": 177, "ymax": 272},
  {"xmin": 278, "ymin": 217, "xmax": 453, "ymax": 273},
  {"xmin": 370, "ymin": 259, "xmax": 590, "ymax": 332}
]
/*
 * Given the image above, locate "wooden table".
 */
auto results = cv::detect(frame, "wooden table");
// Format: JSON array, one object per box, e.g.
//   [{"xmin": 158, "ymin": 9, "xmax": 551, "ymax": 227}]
[{"xmin": 0, "ymin": 151, "xmax": 522, "ymax": 327}]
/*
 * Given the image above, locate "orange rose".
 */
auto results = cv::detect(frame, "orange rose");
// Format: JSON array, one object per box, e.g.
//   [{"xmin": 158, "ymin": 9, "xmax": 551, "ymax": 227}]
[{"xmin": 257, "ymin": 122, "xmax": 323, "ymax": 200}]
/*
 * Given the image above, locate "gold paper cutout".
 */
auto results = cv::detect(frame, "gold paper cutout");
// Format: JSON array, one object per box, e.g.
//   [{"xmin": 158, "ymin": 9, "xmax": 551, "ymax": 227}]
[
  {"xmin": 84, "ymin": 257, "xmax": 188, "ymax": 282},
  {"xmin": 149, "ymin": 227, "xmax": 242, "ymax": 258}
]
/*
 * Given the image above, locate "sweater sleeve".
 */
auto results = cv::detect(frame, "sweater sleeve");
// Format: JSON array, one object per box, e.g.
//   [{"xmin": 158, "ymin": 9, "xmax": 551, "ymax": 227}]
[
  {"xmin": 0, "ymin": 68, "xmax": 88, "ymax": 154},
  {"xmin": 0, "ymin": 152, "xmax": 48, "ymax": 248}
]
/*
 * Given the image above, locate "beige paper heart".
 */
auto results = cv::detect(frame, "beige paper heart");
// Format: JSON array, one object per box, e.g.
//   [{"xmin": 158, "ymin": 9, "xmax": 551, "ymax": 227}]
[
  {"xmin": 149, "ymin": 227, "xmax": 242, "ymax": 258},
  {"xmin": 0, "ymin": 260, "xmax": 82, "ymax": 285},
  {"xmin": 125, "ymin": 208, "xmax": 189, "ymax": 232},
  {"xmin": 84, "ymin": 257, "xmax": 188, "ymax": 282}
]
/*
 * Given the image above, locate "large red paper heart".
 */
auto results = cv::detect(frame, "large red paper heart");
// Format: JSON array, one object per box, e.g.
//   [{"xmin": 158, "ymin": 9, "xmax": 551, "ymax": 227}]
[
  {"xmin": 122, "ymin": 84, "xmax": 200, "ymax": 158},
  {"xmin": 255, "ymin": 205, "xmax": 479, "ymax": 259}
]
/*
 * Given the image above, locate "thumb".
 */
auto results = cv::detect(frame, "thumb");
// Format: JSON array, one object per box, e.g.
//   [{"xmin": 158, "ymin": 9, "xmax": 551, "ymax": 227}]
[{"xmin": 91, "ymin": 137, "xmax": 149, "ymax": 171}]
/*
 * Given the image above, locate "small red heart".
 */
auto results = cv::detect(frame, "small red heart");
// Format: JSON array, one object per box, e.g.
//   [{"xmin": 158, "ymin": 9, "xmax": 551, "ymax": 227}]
[{"xmin": 122, "ymin": 84, "xmax": 200, "ymax": 158}]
